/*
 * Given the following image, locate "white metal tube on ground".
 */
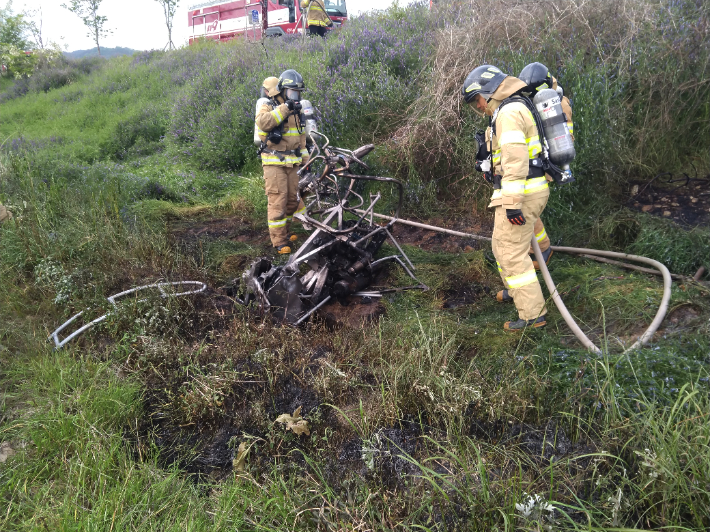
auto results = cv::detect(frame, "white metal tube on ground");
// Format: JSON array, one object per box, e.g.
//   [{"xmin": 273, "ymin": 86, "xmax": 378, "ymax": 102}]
[
  {"xmin": 353, "ymin": 210, "xmax": 492, "ymax": 241},
  {"xmin": 358, "ymin": 210, "xmax": 672, "ymax": 353}
]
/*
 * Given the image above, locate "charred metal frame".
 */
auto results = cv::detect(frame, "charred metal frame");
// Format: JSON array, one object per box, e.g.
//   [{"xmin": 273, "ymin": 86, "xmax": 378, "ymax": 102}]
[{"xmin": 241, "ymin": 132, "xmax": 427, "ymax": 324}]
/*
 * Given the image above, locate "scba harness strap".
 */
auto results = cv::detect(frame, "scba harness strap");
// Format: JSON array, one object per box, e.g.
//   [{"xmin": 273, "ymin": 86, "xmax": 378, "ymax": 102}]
[
  {"xmin": 492, "ymin": 95, "xmax": 573, "ymax": 185},
  {"xmin": 490, "ymin": 97, "xmax": 545, "ymax": 180},
  {"xmin": 259, "ymin": 144, "xmax": 302, "ymax": 162}
]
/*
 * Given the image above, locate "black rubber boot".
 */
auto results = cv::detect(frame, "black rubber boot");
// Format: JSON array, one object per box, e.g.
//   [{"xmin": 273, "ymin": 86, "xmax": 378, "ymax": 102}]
[
  {"xmin": 532, "ymin": 248, "xmax": 553, "ymax": 270},
  {"xmin": 504, "ymin": 315, "xmax": 547, "ymax": 331},
  {"xmin": 496, "ymin": 289, "xmax": 513, "ymax": 302}
]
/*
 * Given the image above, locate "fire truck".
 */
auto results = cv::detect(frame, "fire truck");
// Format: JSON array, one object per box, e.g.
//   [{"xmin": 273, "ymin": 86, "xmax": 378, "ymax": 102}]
[{"xmin": 188, "ymin": 0, "xmax": 348, "ymax": 43}]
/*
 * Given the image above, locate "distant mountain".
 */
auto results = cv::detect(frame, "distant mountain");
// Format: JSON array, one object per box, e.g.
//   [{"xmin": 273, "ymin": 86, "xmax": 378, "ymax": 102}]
[{"xmin": 64, "ymin": 47, "xmax": 139, "ymax": 59}]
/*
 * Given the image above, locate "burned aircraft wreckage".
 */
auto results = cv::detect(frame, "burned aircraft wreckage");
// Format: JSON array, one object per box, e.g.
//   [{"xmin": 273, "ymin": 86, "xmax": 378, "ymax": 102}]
[{"xmin": 240, "ymin": 133, "xmax": 428, "ymax": 324}]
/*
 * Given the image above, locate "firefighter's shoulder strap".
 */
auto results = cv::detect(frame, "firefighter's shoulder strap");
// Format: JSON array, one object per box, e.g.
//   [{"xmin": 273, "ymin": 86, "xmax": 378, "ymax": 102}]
[{"xmin": 491, "ymin": 96, "xmax": 546, "ymax": 180}]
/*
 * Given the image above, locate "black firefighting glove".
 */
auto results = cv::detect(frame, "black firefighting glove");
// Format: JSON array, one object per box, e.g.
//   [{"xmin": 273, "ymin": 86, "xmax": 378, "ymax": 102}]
[
  {"xmin": 506, "ymin": 209, "xmax": 526, "ymax": 225},
  {"xmin": 286, "ymin": 100, "xmax": 302, "ymax": 113}
]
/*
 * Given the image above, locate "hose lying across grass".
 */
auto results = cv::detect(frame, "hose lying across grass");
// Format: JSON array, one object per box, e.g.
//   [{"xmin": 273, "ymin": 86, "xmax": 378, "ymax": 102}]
[{"xmin": 356, "ymin": 210, "xmax": 675, "ymax": 354}]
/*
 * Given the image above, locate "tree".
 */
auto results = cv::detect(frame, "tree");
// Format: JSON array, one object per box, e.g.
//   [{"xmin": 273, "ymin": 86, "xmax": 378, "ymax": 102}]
[
  {"xmin": 154, "ymin": 0, "xmax": 179, "ymax": 51},
  {"xmin": 0, "ymin": 1, "xmax": 30, "ymax": 49},
  {"xmin": 26, "ymin": 7, "xmax": 45, "ymax": 49},
  {"xmin": 61, "ymin": 0, "xmax": 111, "ymax": 57}
]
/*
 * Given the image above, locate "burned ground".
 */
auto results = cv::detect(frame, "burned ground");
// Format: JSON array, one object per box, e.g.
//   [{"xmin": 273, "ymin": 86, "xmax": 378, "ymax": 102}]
[{"xmin": 628, "ymin": 173, "xmax": 710, "ymax": 227}]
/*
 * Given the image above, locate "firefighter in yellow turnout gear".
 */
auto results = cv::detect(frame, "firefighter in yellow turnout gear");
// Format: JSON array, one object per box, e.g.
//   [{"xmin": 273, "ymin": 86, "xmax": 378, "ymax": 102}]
[
  {"xmin": 300, "ymin": 0, "xmax": 332, "ymax": 38},
  {"xmin": 463, "ymin": 65, "xmax": 549, "ymax": 330},
  {"xmin": 256, "ymin": 71, "xmax": 310, "ymax": 254}
]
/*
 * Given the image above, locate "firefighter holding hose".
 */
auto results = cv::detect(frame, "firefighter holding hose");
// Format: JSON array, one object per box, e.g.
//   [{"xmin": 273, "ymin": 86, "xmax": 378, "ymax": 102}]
[
  {"xmin": 462, "ymin": 66, "xmax": 549, "ymax": 330},
  {"xmin": 256, "ymin": 70, "xmax": 309, "ymax": 254},
  {"xmin": 300, "ymin": 0, "xmax": 333, "ymax": 38}
]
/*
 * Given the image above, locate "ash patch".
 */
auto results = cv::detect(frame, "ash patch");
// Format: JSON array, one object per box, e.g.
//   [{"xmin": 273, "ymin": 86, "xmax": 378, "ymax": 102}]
[
  {"xmin": 467, "ymin": 416, "xmax": 574, "ymax": 462},
  {"xmin": 443, "ymin": 281, "xmax": 490, "ymax": 309},
  {"xmin": 339, "ymin": 425, "xmax": 421, "ymax": 489},
  {"xmin": 628, "ymin": 175, "xmax": 710, "ymax": 227},
  {"xmin": 319, "ymin": 296, "xmax": 386, "ymax": 328},
  {"xmin": 271, "ymin": 379, "xmax": 321, "ymax": 418},
  {"xmin": 186, "ymin": 289, "xmax": 241, "ymax": 338},
  {"xmin": 502, "ymin": 422, "xmax": 572, "ymax": 462},
  {"xmin": 169, "ymin": 217, "xmax": 267, "ymax": 245}
]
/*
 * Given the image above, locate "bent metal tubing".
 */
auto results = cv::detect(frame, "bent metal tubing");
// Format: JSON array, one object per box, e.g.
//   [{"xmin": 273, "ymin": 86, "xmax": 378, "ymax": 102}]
[
  {"xmin": 356, "ymin": 210, "xmax": 672, "ymax": 354},
  {"xmin": 49, "ymin": 281, "xmax": 208, "ymax": 350}
]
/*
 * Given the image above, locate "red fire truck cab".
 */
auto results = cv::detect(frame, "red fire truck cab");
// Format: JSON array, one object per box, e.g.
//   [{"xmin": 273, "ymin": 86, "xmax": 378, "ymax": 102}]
[{"xmin": 188, "ymin": 0, "xmax": 348, "ymax": 43}]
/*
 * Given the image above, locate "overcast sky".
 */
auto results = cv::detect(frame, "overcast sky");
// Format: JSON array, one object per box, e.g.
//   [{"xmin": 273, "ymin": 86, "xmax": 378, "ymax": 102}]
[{"xmin": 17, "ymin": 0, "xmax": 418, "ymax": 52}]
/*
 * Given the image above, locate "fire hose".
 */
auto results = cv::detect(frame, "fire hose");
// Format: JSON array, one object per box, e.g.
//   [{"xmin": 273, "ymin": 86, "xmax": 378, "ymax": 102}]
[{"xmin": 355, "ymin": 210, "xmax": 677, "ymax": 354}]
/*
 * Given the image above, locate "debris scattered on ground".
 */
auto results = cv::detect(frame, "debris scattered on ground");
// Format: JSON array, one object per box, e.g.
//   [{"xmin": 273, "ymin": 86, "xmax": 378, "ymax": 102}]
[
  {"xmin": 0, "ymin": 442, "xmax": 15, "ymax": 463},
  {"xmin": 239, "ymin": 134, "xmax": 427, "ymax": 325},
  {"xmin": 275, "ymin": 406, "xmax": 311, "ymax": 436}
]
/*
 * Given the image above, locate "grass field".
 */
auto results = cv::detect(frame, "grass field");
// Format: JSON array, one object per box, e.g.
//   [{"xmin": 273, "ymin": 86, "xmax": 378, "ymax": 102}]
[{"xmin": 1, "ymin": 1, "xmax": 710, "ymax": 530}]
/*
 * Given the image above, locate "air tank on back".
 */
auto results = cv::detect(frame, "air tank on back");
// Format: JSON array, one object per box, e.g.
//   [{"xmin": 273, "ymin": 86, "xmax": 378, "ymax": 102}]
[
  {"xmin": 300, "ymin": 100, "xmax": 318, "ymax": 139},
  {"xmin": 533, "ymin": 88, "xmax": 575, "ymax": 177},
  {"xmin": 254, "ymin": 97, "xmax": 271, "ymax": 146}
]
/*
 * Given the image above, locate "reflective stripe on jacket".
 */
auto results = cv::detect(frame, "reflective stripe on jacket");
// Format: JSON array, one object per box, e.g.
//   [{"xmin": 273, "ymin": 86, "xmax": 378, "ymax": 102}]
[
  {"xmin": 561, "ymin": 95, "xmax": 574, "ymax": 138},
  {"xmin": 304, "ymin": 0, "xmax": 331, "ymax": 27},
  {"xmin": 487, "ymin": 101, "xmax": 548, "ymax": 209},
  {"xmin": 255, "ymin": 99, "xmax": 308, "ymax": 167}
]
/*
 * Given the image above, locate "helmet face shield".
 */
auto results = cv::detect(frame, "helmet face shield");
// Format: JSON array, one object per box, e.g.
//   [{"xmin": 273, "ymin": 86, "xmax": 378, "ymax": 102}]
[{"xmin": 285, "ymin": 88, "xmax": 303, "ymax": 101}]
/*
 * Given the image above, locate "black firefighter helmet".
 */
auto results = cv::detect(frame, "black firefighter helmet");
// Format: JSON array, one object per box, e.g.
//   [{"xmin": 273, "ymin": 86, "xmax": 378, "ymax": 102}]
[
  {"xmin": 278, "ymin": 69, "xmax": 306, "ymax": 101},
  {"xmin": 518, "ymin": 62, "xmax": 554, "ymax": 94},
  {"xmin": 461, "ymin": 65, "xmax": 508, "ymax": 103}
]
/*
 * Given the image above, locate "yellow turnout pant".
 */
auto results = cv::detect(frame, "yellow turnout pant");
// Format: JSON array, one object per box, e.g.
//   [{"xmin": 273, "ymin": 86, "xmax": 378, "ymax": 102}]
[
  {"xmin": 529, "ymin": 217, "xmax": 551, "ymax": 254},
  {"xmin": 492, "ymin": 190, "xmax": 549, "ymax": 321},
  {"xmin": 263, "ymin": 165, "xmax": 306, "ymax": 247}
]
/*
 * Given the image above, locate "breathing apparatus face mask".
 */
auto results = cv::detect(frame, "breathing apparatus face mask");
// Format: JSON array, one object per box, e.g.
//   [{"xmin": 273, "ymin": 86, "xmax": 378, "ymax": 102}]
[{"xmin": 285, "ymin": 88, "xmax": 303, "ymax": 101}]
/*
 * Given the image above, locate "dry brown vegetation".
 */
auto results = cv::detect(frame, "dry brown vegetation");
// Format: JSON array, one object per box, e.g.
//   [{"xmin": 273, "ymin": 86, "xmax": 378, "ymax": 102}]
[{"xmin": 387, "ymin": 0, "xmax": 710, "ymax": 181}]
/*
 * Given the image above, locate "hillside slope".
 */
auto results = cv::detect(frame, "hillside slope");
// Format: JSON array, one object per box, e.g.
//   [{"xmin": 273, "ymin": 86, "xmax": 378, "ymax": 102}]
[
  {"xmin": 64, "ymin": 46, "xmax": 139, "ymax": 59},
  {"xmin": 1, "ymin": 2, "xmax": 709, "ymax": 530}
]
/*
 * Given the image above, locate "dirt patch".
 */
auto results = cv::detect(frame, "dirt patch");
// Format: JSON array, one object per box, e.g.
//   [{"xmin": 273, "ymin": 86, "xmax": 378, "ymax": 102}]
[
  {"xmin": 388, "ymin": 216, "xmax": 491, "ymax": 253},
  {"xmin": 319, "ymin": 296, "xmax": 386, "ymax": 328},
  {"xmin": 338, "ymin": 424, "xmax": 422, "ymax": 489},
  {"xmin": 169, "ymin": 216, "xmax": 268, "ymax": 246},
  {"xmin": 442, "ymin": 280, "xmax": 491, "ymax": 309},
  {"xmin": 628, "ymin": 175, "xmax": 710, "ymax": 226}
]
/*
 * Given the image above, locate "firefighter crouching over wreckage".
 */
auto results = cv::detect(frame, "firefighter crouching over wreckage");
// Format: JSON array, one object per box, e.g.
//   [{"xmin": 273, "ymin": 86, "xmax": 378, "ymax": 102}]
[
  {"xmin": 256, "ymin": 71, "xmax": 309, "ymax": 255},
  {"xmin": 463, "ymin": 65, "xmax": 549, "ymax": 331}
]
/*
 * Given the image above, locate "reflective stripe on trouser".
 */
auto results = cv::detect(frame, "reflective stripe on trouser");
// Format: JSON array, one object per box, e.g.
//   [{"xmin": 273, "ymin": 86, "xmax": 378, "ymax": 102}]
[
  {"xmin": 264, "ymin": 165, "xmax": 306, "ymax": 247},
  {"xmin": 492, "ymin": 189, "xmax": 550, "ymax": 320},
  {"xmin": 528, "ymin": 217, "xmax": 551, "ymax": 254}
]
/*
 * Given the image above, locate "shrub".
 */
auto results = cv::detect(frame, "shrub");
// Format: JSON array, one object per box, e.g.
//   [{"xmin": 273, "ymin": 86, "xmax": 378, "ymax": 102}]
[
  {"xmin": 0, "ymin": 55, "xmax": 105, "ymax": 102},
  {"xmin": 396, "ymin": 0, "xmax": 710, "ymax": 183},
  {"xmin": 101, "ymin": 105, "xmax": 168, "ymax": 160}
]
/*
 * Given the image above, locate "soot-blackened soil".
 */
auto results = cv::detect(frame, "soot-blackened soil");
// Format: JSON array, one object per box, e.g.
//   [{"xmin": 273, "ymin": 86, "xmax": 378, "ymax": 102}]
[
  {"xmin": 628, "ymin": 175, "xmax": 710, "ymax": 226},
  {"xmin": 442, "ymin": 279, "xmax": 491, "ymax": 309},
  {"xmin": 319, "ymin": 296, "xmax": 386, "ymax": 328},
  {"xmin": 388, "ymin": 216, "xmax": 491, "ymax": 253},
  {"xmin": 337, "ymin": 423, "xmax": 422, "ymax": 489},
  {"xmin": 169, "ymin": 216, "xmax": 267, "ymax": 245}
]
